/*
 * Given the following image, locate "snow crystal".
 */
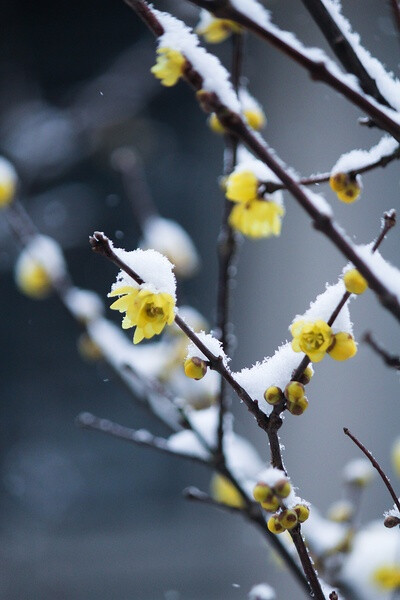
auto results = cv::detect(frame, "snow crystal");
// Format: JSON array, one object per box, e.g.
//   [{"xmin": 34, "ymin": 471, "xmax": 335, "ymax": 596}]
[
  {"xmin": 320, "ymin": 0, "xmax": 400, "ymax": 111},
  {"xmin": 140, "ymin": 216, "xmax": 199, "ymax": 278},
  {"xmin": 352, "ymin": 245, "xmax": 400, "ymax": 305},
  {"xmin": 292, "ymin": 280, "xmax": 353, "ymax": 334},
  {"xmin": 112, "ymin": 247, "xmax": 177, "ymax": 299},
  {"xmin": 331, "ymin": 136, "xmax": 398, "ymax": 174},
  {"xmin": 154, "ymin": 10, "xmax": 240, "ymax": 112},
  {"xmin": 384, "ymin": 505, "xmax": 400, "ymax": 521},
  {"xmin": 16, "ymin": 234, "xmax": 66, "ymax": 279},
  {"xmin": 248, "ymin": 583, "xmax": 276, "ymax": 600},
  {"xmin": 186, "ymin": 331, "xmax": 228, "ymax": 364},
  {"xmin": 343, "ymin": 458, "xmax": 374, "ymax": 485},
  {"xmin": 64, "ymin": 287, "xmax": 104, "ymax": 323},
  {"xmin": 255, "ymin": 466, "xmax": 287, "ymax": 488}
]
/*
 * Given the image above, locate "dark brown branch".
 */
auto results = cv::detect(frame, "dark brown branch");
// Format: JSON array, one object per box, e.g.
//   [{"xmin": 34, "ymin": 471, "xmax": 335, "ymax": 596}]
[
  {"xmin": 77, "ymin": 412, "xmax": 209, "ymax": 465},
  {"xmin": 300, "ymin": 0, "xmax": 391, "ymax": 107},
  {"xmin": 216, "ymin": 32, "xmax": 243, "ymax": 460},
  {"xmin": 89, "ymin": 231, "xmax": 271, "ymax": 432},
  {"xmin": 185, "ymin": 0, "xmax": 400, "ymax": 141},
  {"xmin": 363, "ymin": 332, "xmax": 400, "ymax": 370},
  {"xmin": 389, "ymin": 0, "xmax": 400, "ymax": 35},
  {"xmin": 290, "ymin": 526, "xmax": 326, "ymax": 600},
  {"xmin": 343, "ymin": 427, "xmax": 400, "ymax": 512}
]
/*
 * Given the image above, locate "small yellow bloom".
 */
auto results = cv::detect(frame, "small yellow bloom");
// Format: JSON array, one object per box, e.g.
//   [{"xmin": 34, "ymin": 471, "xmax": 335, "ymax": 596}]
[
  {"xmin": 229, "ymin": 199, "xmax": 284, "ymax": 239},
  {"xmin": 373, "ymin": 565, "xmax": 400, "ymax": 590},
  {"xmin": 244, "ymin": 108, "xmax": 266, "ymax": 131},
  {"xmin": 151, "ymin": 47, "xmax": 186, "ymax": 87},
  {"xmin": 0, "ymin": 157, "xmax": 17, "ymax": 208},
  {"xmin": 225, "ymin": 170, "xmax": 259, "ymax": 203},
  {"xmin": 109, "ymin": 286, "xmax": 175, "ymax": 344},
  {"xmin": 15, "ymin": 260, "xmax": 52, "ymax": 299},
  {"xmin": 210, "ymin": 474, "xmax": 245, "ymax": 508},
  {"xmin": 196, "ymin": 17, "xmax": 241, "ymax": 44},
  {"xmin": 343, "ymin": 268, "xmax": 368, "ymax": 295},
  {"xmin": 327, "ymin": 332, "xmax": 357, "ymax": 361},
  {"xmin": 208, "ymin": 113, "xmax": 226, "ymax": 134},
  {"xmin": 267, "ymin": 515, "xmax": 286, "ymax": 534},
  {"xmin": 329, "ymin": 173, "xmax": 361, "ymax": 204},
  {"xmin": 291, "ymin": 319, "xmax": 333, "ymax": 362},
  {"xmin": 78, "ymin": 333, "xmax": 103, "ymax": 362}
]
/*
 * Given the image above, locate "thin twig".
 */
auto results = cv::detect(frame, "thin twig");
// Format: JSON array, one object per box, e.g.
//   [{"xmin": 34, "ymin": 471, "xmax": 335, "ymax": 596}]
[
  {"xmin": 184, "ymin": 0, "xmax": 400, "ymax": 141},
  {"xmin": 77, "ymin": 412, "xmax": 210, "ymax": 466},
  {"xmin": 216, "ymin": 32, "xmax": 243, "ymax": 459},
  {"xmin": 300, "ymin": 0, "xmax": 391, "ymax": 106},
  {"xmin": 289, "ymin": 526, "xmax": 326, "ymax": 600},
  {"xmin": 363, "ymin": 332, "xmax": 400, "ymax": 370},
  {"xmin": 343, "ymin": 427, "xmax": 400, "ymax": 512},
  {"xmin": 389, "ymin": 0, "xmax": 400, "ymax": 35}
]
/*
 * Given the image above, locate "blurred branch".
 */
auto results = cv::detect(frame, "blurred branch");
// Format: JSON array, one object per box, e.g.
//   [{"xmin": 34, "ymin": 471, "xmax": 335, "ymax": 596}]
[
  {"xmin": 363, "ymin": 332, "xmax": 400, "ymax": 370},
  {"xmin": 344, "ymin": 428, "xmax": 400, "ymax": 512},
  {"xmin": 389, "ymin": 0, "xmax": 400, "ymax": 35}
]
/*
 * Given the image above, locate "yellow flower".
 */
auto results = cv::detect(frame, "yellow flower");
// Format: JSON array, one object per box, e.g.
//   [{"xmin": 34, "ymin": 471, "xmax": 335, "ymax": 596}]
[
  {"xmin": 329, "ymin": 172, "xmax": 361, "ymax": 204},
  {"xmin": 343, "ymin": 268, "xmax": 368, "ymax": 295},
  {"xmin": 210, "ymin": 474, "xmax": 245, "ymax": 508},
  {"xmin": 392, "ymin": 437, "xmax": 400, "ymax": 477},
  {"xmin": 291, "ymin": 319, "xmax": 333, "ymax": 363},
  {"xmin": 229, "ymin": 199, "xmax": 284, "ymax": 239},
  {"xmin": 225, "ymin": 170, "xmax": 259, "ymax": 203},
  {"xmin": 327, "ymin": 332, "xmax": 357, "ymax": 361},
  {"xmin": 15, "ymin": 261, "xmax": 52, "ymax": 299},
  {"xmin": 208, "ymin": 113, "xmax": 226, "ymax": 134},
  {"xmin": 196, "ymin": 17, "xmax": 241, "ymax": 43},
  {"xmin": 244, "ymin": 108, "xmax": 266, "ymax": 131},
  {"xmin": 109, "ymin": 285, "xmax": 175, "ymax": 344},
  {"xmin": 373, "ymin": 565, "xmax": 400, "ymax": 590},
  {"xmin": 150, "ymin": 47, "xmax": 186, "ymax": 87}
]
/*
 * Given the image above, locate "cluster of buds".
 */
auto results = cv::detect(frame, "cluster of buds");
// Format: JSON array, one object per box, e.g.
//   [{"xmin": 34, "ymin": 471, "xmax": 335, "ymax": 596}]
[
  {"xmin": 253, "ymin": 477, "xmax": 309, "ymax": 534},
  {"xmin": 264, "ymin": 367, "xmax": 313, "ymax": 416},
  {"xmin": 329, "ymin": 172, "xmax": 362, "ymax": 204}
]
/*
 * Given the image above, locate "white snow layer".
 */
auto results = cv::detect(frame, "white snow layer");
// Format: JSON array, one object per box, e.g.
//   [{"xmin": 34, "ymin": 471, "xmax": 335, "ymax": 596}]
[
  {"xmin": 16, "ymin": 234, "xmax": 66, "ymax": 279},
  {"xmin": 64, "ymin": 287, "xmax": 104, "ymax": 322},
  {"xmin": 154, "ymin": 10, "xmax": 240, "ymax": 112},
  {"xmin": 111, "ymin": 247, "xmax": 177, "ymax": 299},
  {"xmin": 0, "ymin": 156, "xmax": 17, "ymax": 187},
  {"xmin": 292, "ymin": 280, "xmax": 353, "ymax": 334},
  {"xmin": 248, "ymin": 583, "xmax": 276, "ymax": 600},
  {"xmin": 186, "ymin": 331, "xmax": 228, "ymax": 364},
  {"xmin": 353, "ymin": 245, "xmax": 400, "ymax": 304},
  {"xmin": 342, "ymin": 458, "xmax": 374, "ymax": 485},
  {"xmin": 140, "ymin": 216, "xmax": 199, "ymax": 278},
  {"xmin": 331, "ymin": 136, "xmax": 398, "ymax": 174}
]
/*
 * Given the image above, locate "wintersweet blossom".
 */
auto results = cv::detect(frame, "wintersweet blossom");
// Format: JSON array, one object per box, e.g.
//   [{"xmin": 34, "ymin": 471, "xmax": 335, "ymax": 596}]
[
  {"xmin": 150, "ymin": 47, "xmax": 186, "ymax": 87},
  {"xmin": 0, "ymin": 157, "xmax": 17, "ymax": 208},
  {"xmin": 329, "ymin": 172, "xmax": 362, "ymax": 204},
  {"xmin": 372, "ymin": 565, "xmax": 400, "ymax": 590},
  {"xmin": 291, "ymin": 320, "xmax": 334, "ymax": 362},
  {"xmin": 109, "ymin": 286, "xmax": 175, "ymax": 344},
  {"xmin": 225, "ymin": 170, "xmax": 259, "ymax": 203},
  {"xmin": 196, "ymin": 16, "xmax": 240, "ymax": 44},
  {"xmin": 229, "ymin": 199, "xmax": 284, "ymax": 239}
]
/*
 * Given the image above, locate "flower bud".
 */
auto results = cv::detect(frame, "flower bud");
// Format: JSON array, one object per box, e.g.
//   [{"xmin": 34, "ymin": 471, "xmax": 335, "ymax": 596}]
[
  {"xmin": 328, "ymin": 332, "xmax": 357, "ymax": 361},
  {"xmin": 264, "ymin": 386, "xmax": 283, "ymax": 406},
  {"xmin": 343, "ymin": 269, "xmax": 368, "ymax": 295},
  {"xmin": 294, "ymin": 504, "xmax": 310, "ymax": 523},
  {"xmin": 287, "ymin": 396, "xmax": 309, "ymax": 416},
  {"xmin": 274, "ymin": 478, "xmax": 291, "ymax": 498},
  {"xmin": 261, "ymin": 495, "xmax": 280, "ymax": 512},
  {"xmin": 284, "ymin": 381, "xmax": 305, "ymax": 403},
  {"xmin": 279, "ymin": 509, "xmax": 298, "ymax": 530},
  {"xmin": 384, "ymin": 515, "xmax": 400, "ymax": 528},
  {"xmin": 253, "ymin": 483, "xmax": 272, "ymax": 503},
  {"xmin": 298, "ymin": 366, "xmax": 313, "ymax": 386},
  {"xmin": 184, "ymin": 357, "xmax": 208, "ymax": 380},
  {"xmin": 267, "ymin": 515, "xmax": 286, "ymax": 534}
]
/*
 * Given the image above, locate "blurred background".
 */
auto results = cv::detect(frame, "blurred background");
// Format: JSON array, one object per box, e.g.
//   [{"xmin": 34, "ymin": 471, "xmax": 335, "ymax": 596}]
[{"xmin": 1, "ymin": 0, "xmax": 400, "ymax": 598}]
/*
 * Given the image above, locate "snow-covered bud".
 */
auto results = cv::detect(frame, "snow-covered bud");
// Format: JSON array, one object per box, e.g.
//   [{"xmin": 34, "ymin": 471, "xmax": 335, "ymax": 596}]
[{"xmin": 273, "ymin": 478, "xmax": 291, "ymax": 499}]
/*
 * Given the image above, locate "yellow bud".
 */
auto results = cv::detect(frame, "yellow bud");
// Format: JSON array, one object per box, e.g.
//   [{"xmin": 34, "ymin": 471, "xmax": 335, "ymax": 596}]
[
  {"xmin": 15, "ymin": 261, "xmax": 52, "ymax": 299},
  {"xmin": 392, "ymin": 437, "xmax": 400, "ymax": 477},
  {"xmin": 264, "ymin": 386, "xmax": 283, "ymax": 405},
  {"xmin": 327, "ymin": 500, "xmax": 353, "ymax": 523},
  {"xmin": 253, "ymin": 483, "xmax": 272, "ymax": 503},
  {"xmin": 0, "ymin": 157, "xmax": 18, "ymax": 208},
  {"xmin": 329, "ymin": 173, "xmax": 361, "ymax": 204},
  {"xmin": 267, "ymin": 515, "xmax": 286, "ymax": 534},
  {"xmin": 299, "ymin": 366, "xmax": 313, "ymax": 385},
  {"xmin": 274, "ymin": 478, "xmax": 291, "ymax": 498},
  {"xmin": 284, "ymin": 381, "xmax": 305, "ymax": 403},
  {"xmin": 210, "ymin": 474, "xmax": 245, "ymax": 508},
  {"xmin": 208, "ymin": 113, "xmax": 225, "ymax": 134},
  {"xmin": 328, "ymin": 332, "xmax": 357, "ymax": 361},
  {"xmin": 244, "ymin": 108, "xmax": 266, "ymax": 131},
  {"xmin": 184, "ymin": 357, "xmax": 208, "ymax": 380},
  {"xmin": 279, "ymin": 509, "xmax": 298, "ymax": 530},
  {"xmin": 151, "ymin": 47, "xmax": 186, "ymax": 87},
  {"xmin": 261, "ymin": 495, "xmax": 280, "ymax": 512},
  {"xmin": 294, "ymin": 504, "xmax": 310, "ymax": 523},
  {"xmin": 343, "ymin": 269, "xmax": 368, "ymax": 295},
  {"xmin": 287, "ymin": 396, "xmax": 309, "ymax": 416}
]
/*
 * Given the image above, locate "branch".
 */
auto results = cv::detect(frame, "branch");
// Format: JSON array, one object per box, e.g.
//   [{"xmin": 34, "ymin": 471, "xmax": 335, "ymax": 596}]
[
  {"xmin": 185, "ymin": 0, "xmax": 400, "ymax": 141},
  {"xmin": 343, "ymin": 427, "xmax": 400, "ymax": 512},
  {"xmin": 389, "ymin": 0, "xmax": 400, "ymax": 35},
  {"xmin": 89, "ymin": 231, "xmax": 271, "ymax": 433},
  {"xmin": 77, "ymin": 412, "xmax": 210, "ymax": 466},
  {"xmin": 300, "ymin": 0, "xmax": 391, "ymax": 107},
  {"xmin": 290, "ymin": 526, "xmax": 326, "ymax": 600},
  {"xmin": 363, "ymin": 332, "xmax": 400, "ymax": 370}
]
